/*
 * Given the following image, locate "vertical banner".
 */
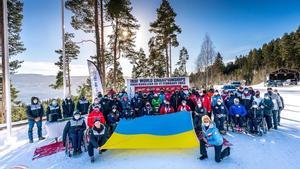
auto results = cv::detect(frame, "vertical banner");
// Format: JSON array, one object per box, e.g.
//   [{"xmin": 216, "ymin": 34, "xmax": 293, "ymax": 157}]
[{"xmin": 87, "ymin": 60, "xmax": 103, "ymax": 100}]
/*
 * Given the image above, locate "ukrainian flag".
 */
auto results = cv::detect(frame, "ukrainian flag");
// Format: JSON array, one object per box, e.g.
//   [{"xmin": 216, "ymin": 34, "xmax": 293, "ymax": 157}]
[{"xmin": 102, "ymin": 111, "xmax": 199, "ymax": 149}]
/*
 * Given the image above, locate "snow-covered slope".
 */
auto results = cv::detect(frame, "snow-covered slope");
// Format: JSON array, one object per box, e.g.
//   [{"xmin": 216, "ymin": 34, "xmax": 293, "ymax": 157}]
[{"xmin": 0, "ymin": 86, "xmax": 299, "ymax": 169}]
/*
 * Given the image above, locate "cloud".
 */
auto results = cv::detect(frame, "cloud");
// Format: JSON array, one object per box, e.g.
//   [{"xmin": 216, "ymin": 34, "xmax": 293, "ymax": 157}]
[
  {"xmin": 17, "ymin": 60, "xmax": 133, "ymax": 77},
  {"xmin": 17, "ymin": 61, "xmax": 89, "ymax": 76}
]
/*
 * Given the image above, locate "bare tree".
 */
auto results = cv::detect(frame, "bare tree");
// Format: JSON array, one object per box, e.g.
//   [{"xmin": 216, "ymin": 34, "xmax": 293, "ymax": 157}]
[{"xmin": 196, "ymin": 33, "xmax": 216, "ymax": 87}]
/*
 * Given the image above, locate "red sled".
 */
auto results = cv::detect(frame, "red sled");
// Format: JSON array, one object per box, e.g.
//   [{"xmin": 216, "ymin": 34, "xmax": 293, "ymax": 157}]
[{"xmin": 32, "ymin": 141, "xmax": 65, "ymax": 160}]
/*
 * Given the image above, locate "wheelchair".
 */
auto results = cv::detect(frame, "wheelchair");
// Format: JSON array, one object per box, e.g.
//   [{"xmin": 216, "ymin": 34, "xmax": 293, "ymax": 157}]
[{"xmin": 65, "ymin": 130, "xmax": 89, "ymax": 157}]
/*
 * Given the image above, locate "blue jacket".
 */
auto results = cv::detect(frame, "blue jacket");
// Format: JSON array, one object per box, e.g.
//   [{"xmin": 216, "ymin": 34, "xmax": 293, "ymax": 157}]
[
  {"xmin": 229, "ymin": 104, "xmax": 247, "ymax": 117},
  {"xmin": 201, "ymin": 123, "xmax": 223, "ymax": 146}
]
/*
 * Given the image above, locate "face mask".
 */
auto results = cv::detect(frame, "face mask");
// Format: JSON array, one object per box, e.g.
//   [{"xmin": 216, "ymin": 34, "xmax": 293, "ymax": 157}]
[
  {"xmin": 252, "ymin": 105, "xmax": 258, "ymax": 108},
  {"xmin": 268, "ymin": 91, "xmax": 272, "ymax": 94},
  {"xmin": 33, "ymin": 100, "xmax": 38, "ymax": 104},
  {"xmin": 217, "ymin": 102, "xmax": 222, "ymax": 105},
  {"xmin": 244, "ymin": 91, "xmax": 249, "ymax": 94},
  {"xmin": 112, "ymin": 109, "xmax": 116, "ymax": 112},
  {"xmin": 74, "ymin": 115, "xmax": 80, "ymax": 120},
  {"xmin": 230, "ymin": 93, "xmax": 234, "ymax": 96},
  {"xmin": 197, "ymin": 103, "xmax": 202, "ymax": 107},
  {"xmin": 94, "ymin": 100, "xmax": 99, "ymax": 104},
  {"xmin": 182, "ymin": 103, "xmax": 186, "ymax": 106},
  {"xmin": 264, "ymin": 97, "xmax": 269, "ymax": 100},
  {"xmin": 204, "ymin": 123, "xmax": 210, "ymax": 127},
  {"xmin": 67, "ymin": 97, "xmax": 71, "ymax": 100},
  {"xmin": 200, "ymin": 93, "xmax": 204, "ymax": 96},
  {"xmin": 234, "ymin": 102, "xmax": 239, "ymax": 105},
  {"xmin": 52, "ymin": 101, "xmax": 57, "ymax": 106}
]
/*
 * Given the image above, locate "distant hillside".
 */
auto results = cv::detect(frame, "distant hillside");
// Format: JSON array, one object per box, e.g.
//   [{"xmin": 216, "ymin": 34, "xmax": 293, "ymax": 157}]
[{"xmin": 11, "ymin": 74, "xmax": 88, "ymax": 103}]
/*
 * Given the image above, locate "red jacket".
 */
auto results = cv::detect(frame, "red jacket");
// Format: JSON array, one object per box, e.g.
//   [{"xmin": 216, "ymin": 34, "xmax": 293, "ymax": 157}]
[
  {"xmin": 165, "ymin": 93, "xmax": 172, "ymax": 102},
  {"xmin": 160, "ymin": 105, "xmax": 175, "ymax": 114},
  {"xmin": 189, "ymin": 94, "xmax": 198, "ymax": 106},
  {"xmin": 87, "ymin": 109, "xmax": 106, "ymax": 128},
  {"xmin": 199, "ymin": 95, "xmax": 212, "ymax": 112},
  {"xmin": 177, "ymin": 105, "xmax": 191, "ymax": 112}
]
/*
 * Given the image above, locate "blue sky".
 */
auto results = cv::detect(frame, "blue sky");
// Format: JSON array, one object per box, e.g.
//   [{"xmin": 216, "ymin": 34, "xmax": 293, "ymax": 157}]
[{"xmin": 16, "ymin": 0, "xmax": 300, "ymax": 76}]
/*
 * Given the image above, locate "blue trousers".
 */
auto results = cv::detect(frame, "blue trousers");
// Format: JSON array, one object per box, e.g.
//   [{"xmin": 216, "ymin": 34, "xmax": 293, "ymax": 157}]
[{"xmin": 28, "ymin": 119, "xmax": 42, "ymax": 141}]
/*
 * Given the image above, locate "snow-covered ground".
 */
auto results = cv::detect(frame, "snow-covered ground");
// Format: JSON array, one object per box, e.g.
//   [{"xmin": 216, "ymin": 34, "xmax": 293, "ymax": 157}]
[{"xmin": 0, "ymin": 86, "xmax": 300, "ymax": 169}]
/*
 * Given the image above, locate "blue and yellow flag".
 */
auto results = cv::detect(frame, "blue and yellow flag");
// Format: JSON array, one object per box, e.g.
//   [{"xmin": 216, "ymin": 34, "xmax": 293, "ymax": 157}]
[{"xmin": 102, "ymin": 111, "xmax": 199, "ymax": 149}]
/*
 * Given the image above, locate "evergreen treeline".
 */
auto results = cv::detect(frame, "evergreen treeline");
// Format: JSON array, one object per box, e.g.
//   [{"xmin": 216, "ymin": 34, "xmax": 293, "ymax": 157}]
[{"xmin": 191, "ymin": 26, "xmax": 300, "ymax": 87}]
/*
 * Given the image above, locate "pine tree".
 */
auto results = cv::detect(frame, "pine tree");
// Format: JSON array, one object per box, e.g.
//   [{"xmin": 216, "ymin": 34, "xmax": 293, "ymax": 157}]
[
  {"xmin": 132, "ymin": 48, "xmax": 149, "ymax": 78},
  {"xmin": 106, "ymin": 0, "xmax": 139, "ymax": 89},
  {"xmin": 149, "ymin": 0, "xmax": 181, "ymax": 77},
  {"xmin": 212, "ymin": 52, "xmax": 225, "ymax": 74},
  {"xmin": 147, "ymin": 37, "xmax": 166, "ymax": 77},
  {"xmin": 0, "ymin": 0, "xmax": 26, "ymax": 123},
  {"xmin": 50, "ymin": 33, "xmax": 80, "ymax": 94},
  {"xmin": 106, "ymin": 62, "xmax": 125, "ymax": 91},
  {"xmin": 66, "ymin": 0, "xmax": 106, "ymax": 90},
  {"xmin": 173, "ymin": 47, "xmax": 189, "ymax": 77}
]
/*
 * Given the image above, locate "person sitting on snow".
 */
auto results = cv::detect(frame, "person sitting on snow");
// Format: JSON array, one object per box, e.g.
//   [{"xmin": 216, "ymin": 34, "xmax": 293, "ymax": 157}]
[
  {"xmin": 46, "ymin": 98, "xmax": 62, "ymax": 123},
  {"xmin": 63, "ymin": 111, "xmax": 86, "ymax": 155},
  {"xmin": 177, "ymin": 100, "xmax": 192, "ymax": 112},
  {"xmin": 160, "ymin": 100, "xmax": 175, "ymax": 114},
  {"xmin": 88, "ymin": 119, "xmax": 108, "ymax": 163},
  {"xmin": 199, "ymin": 115, "xmax": 230, "ymax": 163},
  {"xmin": 229, "ymin": 98, "xmax": 247, "ymax": 130},
  {"xmin": 87, "ymin": 105, "xmax": 106, "ymax": 128}
]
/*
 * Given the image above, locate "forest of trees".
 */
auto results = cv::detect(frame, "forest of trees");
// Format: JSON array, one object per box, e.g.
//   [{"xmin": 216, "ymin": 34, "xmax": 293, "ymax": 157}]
[{"xmin": 191, "ymin": 26, "xmax": 300, "ymax": 87}]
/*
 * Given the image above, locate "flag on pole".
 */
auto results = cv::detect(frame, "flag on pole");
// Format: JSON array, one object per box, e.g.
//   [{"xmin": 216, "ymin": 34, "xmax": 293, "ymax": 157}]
[{"xmin": 87, "ymin": 60, "xmax": 103, "ymax": 100}]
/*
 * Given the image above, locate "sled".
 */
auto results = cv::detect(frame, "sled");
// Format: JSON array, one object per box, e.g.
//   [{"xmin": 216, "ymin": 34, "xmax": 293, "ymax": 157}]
[{"xmin": 32, "ymin": 141, "xmax": 65, "ymax": 160}]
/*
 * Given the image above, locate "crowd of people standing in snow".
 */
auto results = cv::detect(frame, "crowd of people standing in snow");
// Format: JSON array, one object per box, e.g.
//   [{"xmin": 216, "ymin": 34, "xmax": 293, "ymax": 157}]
[{"xmin": 25, "ymin": 85, "xmax": 284, "ymax": 163}]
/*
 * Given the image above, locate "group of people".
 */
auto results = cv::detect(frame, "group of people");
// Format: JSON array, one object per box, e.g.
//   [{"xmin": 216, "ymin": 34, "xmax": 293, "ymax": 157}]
[{"xmin": 25, "ymin": 86, "xmax": 284, "ymax": 163}]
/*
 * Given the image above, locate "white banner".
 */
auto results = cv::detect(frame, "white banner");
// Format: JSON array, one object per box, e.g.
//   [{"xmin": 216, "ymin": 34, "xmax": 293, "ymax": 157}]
[{"xmin": 87, "ymin": 60, "xmax": 103, "ymax": 100}]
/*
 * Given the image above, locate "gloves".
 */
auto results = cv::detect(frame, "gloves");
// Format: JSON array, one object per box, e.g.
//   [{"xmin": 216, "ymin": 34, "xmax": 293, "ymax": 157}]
[{"xmin": 97, "ymin": 147, "xmax": 102, "ymax": 151}]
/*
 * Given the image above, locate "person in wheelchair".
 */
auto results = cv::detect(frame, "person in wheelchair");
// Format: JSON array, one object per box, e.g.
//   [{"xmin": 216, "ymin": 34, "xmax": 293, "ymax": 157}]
[
  {"xmin": 248, "ymin": 101, "xmax": 264, "ymax": 134},
  {"xmin": 63, "ymin": 111, "xmax": 87, "ymax": 155},
  {"xmin": 229, "ymin": 98, "xmax": 247, "ymax": 131},
  {"xmin": 212, "ymin": 99, "xmax": 228, "ymax": 135},
  {"xmin": 88, "ymin": 119, "xmax": 108, "ymax": 163}
]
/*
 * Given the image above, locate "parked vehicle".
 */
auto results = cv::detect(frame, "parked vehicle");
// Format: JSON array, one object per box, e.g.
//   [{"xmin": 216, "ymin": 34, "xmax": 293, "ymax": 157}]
[
  {"xmin": 222, "ymin": 85, "xmax": 237, "ymax": 92},
  {"xmin": 231, "ymin": 81, "xmax": 241, "ymax": 88}
]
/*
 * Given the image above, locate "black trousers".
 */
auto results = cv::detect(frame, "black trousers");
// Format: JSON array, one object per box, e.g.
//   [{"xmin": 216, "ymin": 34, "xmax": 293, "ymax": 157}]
[
  {"xmin": 200, "ymin": 139, "xmax": 223, "ymax": 162},
  {"xmin": 214, "ymin": 116, "xmax": 225, "ymax": 131},
  {"xmin": 264, "ymin": 114, "xmax": 273, "ymax": 130}
]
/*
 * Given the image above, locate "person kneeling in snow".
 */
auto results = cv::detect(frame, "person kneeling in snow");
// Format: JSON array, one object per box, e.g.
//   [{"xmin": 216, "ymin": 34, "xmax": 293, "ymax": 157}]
[
  {"xmin": 88, "ymin": 119, "xmax": 108, "ymax": 163},
  {"xmin": 199, "ymin": 115, "xmax": 230, "ymax": 163},
  {"xmin": 63, "ymin": 111, "xmax": 87, "ymax": 155}
]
